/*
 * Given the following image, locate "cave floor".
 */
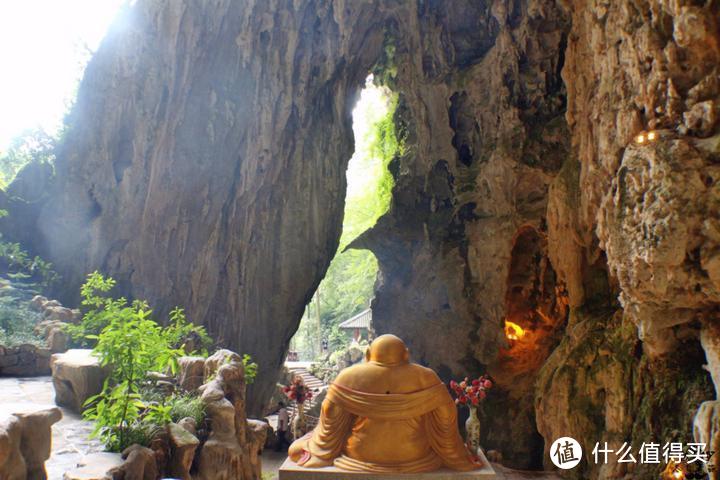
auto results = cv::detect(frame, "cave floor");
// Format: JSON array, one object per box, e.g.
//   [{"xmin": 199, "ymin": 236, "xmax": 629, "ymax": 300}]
[
  {"xmin": 0, "ymin": 377, "xmax": 562, "ymax": 480},
  {"xmin": 0, "ymin": 376, "xmax": 103, "ymax": 480}
]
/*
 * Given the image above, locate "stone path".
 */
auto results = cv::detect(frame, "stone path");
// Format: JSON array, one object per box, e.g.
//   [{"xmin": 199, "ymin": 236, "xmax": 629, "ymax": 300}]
[{"xmin": 0, "ymin": 376, "xmax": 104, "ymax": 480}]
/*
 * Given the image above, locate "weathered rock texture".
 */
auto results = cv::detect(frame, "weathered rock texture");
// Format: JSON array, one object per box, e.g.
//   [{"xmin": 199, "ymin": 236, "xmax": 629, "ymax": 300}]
[
  {"xmin": 0, "ymin": 296, "xmax": 75, "ymax": 378},
  {"xmin": 51, "ymin": 349, "xmax": 107, "ymax": 413},
  {"xmin": 354, "ymin": 0, "xmax": 572, "ymax": 469},
  {"xmin": 197, "ymin": 352, "xmax": 266, "ymax": 480},
  {"xmin": 0, "ymin": 403, "xmax": 62, "ymax": 480},
  {"xmin": 4, "ymin": 0, "xmax": 720, "ymax": 477},
  {"xmin": 4, "ymin": 0, "xmax": 392, "ymax": 416},
  {"xmin": 533, "ymin": 1, "xmax": 719, "ymax": 478}
]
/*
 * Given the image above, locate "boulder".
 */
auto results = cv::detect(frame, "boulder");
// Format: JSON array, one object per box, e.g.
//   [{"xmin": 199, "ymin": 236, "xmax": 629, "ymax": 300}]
[
  {"xmin": 203, "ymin": 349, "xmax": 242, "ymax": 380},
  {"xmin": 167, "ymin": 422, "xmax": 199, "ymax": 480},
  {"xmin": 0, "ymin": 403, "xmax": 62, "ymax": 480},
  {"xmin": 30, "ymin": 295, "xmax": 48, "ymax": 312},
  {"xmin": 178, "ymin": 356, "xmax": 205, "ymax": 392},
  {"xmin": 107, "ymin": 444, "xmax": 158, "ymax": 480},
  {"xmin": 44, "ymin": 306, "xmax": 75, "ymax": 322},
  {"xmin": 51, "ymin": 349, "xmax": 107, "ymax": 413},
  {"xmin": 47, "ymin": 326, "xmax": 69, "ymax": 354},
  {"xmin": 176, "ymin": 417, "xmax": 197, "ymax": 435}
]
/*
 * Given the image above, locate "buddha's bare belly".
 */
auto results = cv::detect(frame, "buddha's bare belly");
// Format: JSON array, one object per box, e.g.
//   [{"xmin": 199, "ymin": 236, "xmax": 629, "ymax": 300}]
[{"xmin": 344, "ymin": 416, "xmax": 434, "ymax": 464}]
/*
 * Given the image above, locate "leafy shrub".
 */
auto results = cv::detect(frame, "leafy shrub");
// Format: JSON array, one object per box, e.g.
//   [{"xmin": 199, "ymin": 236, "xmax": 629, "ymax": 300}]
[
  {"xmin": 68, "ymin": 272, "xmax": 211, "ymax": 356},
  {"xmin": 168, "ymin": 394, "xmax": 206, "ymax": 426},
  {"xmin": 165, "ymin": 307, "xmax": 212, "ymax": 355},
  {"xmin": 242, "ymin": 353, "xmax": 258, "ymax": 384},
  {"xmin": 82, "ymin": 294, "xmax": 184, "ymax": 450},
  {"xmin": 0, "ymin": 304, "xmax": 44, "ymax": 346},
  {"xmin": 0, "ymin": 240, "xmax": 59, "ymax": 290},
  {"xmin": 79, "ymin": 272, "xmax": 212, "ymax": 451}
]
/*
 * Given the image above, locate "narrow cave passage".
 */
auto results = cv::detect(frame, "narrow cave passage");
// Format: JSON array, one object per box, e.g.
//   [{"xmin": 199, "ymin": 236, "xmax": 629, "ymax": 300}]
[{"xmin": 289, "ymin": 75, "xmax": 398, "ymax": 364}]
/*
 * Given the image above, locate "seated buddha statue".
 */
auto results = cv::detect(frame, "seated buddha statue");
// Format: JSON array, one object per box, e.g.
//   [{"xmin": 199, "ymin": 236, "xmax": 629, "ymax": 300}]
[{"xmin": 288, "ymin": 334, "xmax": 482, "ymax": 473}]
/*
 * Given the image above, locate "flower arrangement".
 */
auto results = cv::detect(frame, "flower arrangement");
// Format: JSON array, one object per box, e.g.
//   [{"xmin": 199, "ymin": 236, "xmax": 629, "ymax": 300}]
[
  {"xmin": 449, "ymin": 375, "xmax": 493, "ymax": 406},
  {"xmin": 283, "ymin": 375, "xmax": 314, "ymax": 405}
]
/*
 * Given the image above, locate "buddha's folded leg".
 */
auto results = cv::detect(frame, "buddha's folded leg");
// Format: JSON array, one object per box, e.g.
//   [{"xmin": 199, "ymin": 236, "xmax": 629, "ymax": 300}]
[
  {"xmin": 425, "ymin": 400, "xmax": 482, "ymax": 471},
  {"xmin": 290, "ymin": 398, "xmax": 356, "ymax": 467}
]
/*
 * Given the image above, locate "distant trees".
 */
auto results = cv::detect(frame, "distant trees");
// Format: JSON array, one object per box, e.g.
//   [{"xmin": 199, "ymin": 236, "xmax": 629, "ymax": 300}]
[
  {"xmin": 0, "ymin": 127, "xmax": 57, "ymax": 189},
  {"xmin": 292, "ymin": 85, "xmax": 402, "ymax": 360}
]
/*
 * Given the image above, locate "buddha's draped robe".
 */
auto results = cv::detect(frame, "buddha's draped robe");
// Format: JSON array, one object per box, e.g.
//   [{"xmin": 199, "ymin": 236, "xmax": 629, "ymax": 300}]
[{"xmin": 289, "ymin": 381, "xmax": 479, "ymax": 472}]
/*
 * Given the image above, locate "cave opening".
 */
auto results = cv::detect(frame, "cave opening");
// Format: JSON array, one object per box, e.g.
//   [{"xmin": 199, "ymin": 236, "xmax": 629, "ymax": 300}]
[
  {"xmin": 483, "ymin": 225, "xmax": 569, "ymax": 469},
  {"xmin": 289, "ymin": 74, "xmax": 398, "ymax": 363}
]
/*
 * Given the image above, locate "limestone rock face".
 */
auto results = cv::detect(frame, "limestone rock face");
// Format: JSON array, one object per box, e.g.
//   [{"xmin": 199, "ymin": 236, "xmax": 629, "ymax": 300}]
[
  {"xmin": 598, "ymin": 136, "xmax": 720, "ymax": 355},
  {"xmin": 51, "ymin": 349, "xmax": 107, "ymax": 413},
  {"xmin": 8, "ymin": 0, "xmax": 387, "ymax": 416},
  {"xmin": 0, "ymin": 403, "xmax": 62, "ymax": 480},
  {"xmin": 694, "ymin": 401, "xmax": 720, "ymax": 480}
]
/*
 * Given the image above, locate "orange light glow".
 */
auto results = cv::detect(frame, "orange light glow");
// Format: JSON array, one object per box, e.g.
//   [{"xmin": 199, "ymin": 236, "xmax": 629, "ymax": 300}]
[
  {"xmin": 648, "ymin": 131, "xmax": 656, "ymax": 141},
  {"xmin": 504, "ymin": 320, "xmax": 525, "ymax": 341},
  {"xmin": 636, "ymin": 134, "xmax": 645, "ymax": 143}
]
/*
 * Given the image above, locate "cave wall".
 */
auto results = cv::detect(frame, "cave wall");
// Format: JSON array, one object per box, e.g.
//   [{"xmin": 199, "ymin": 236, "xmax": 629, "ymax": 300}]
[
  {"xmin": 21, "ymin": 0, "xmax": 388, "ymax": 414},
  {"xmin": 358, "ymin": 0, "xmax": 572, "ymax": 469},
  {"xmin": 3, "ymin": 0, "xmax": 719, "ymax": 475},
  {"xmin": 535, "ymin": 1, "xmax": 720, "ymax": 478},
  {"xmin": 364, "ymin": 0, "xmax": 720, "ymax": 476}
]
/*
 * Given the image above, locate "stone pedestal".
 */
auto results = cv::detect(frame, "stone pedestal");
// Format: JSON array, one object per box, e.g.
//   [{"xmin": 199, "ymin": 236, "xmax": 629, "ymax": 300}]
[
  {"xmin": 279, "ymin": 451, "xmax": 496, "ymax": 479},
  {"xmin": 0, "ymin": 403, "xmax": 62, "ymax": 480},
  {"xmin": 50, "ymin": 349, "xmax": 106, "ymax": 413}
]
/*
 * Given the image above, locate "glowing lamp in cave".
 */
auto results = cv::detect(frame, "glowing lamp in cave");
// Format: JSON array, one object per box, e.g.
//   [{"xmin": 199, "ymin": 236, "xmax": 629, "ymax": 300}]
[
  {"xmin": 504, "ymin": 320, "xmax": 526, "ymax": 341},
  {"xmin": 635, "ymin": 130, "xmax": 658, "ymax": 144}
]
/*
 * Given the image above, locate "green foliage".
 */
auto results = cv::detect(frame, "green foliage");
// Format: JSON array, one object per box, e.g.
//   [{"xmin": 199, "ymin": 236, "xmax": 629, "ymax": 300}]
[
  {"xmin": 0, "ymin": 304, "xmax": 44, "ymax": 347},
  {"xmin": 292, "ymin": 85, "xmax": 401, "ymax": 360},
  {"xmin": 242, "ymin": 353, "xmax": 258, "ymax": 384},
  {"xmin": 0, "ymin": 128, "xmax": 56, "ymax": 189},
  {"xmin": 82, "ymin": 294, "xmax": 184, "ymax": 450},
  {"xmin": 0, "ymin": 241, "xmax": 59, "ymax": 290},
  {"xmin": 69, "ymin": 272, "xmax": 211, "ymax": 357},
  {"xmin": 165, "ymin": 307, "xmax": 212, "ymax": 355},
  {"xmin": 78, "ymin": 272, "xmax": 215, "ymax": 452},
  {"xmin": 168, "ymin": 393, "xmax": 206, "ymax": 426}
]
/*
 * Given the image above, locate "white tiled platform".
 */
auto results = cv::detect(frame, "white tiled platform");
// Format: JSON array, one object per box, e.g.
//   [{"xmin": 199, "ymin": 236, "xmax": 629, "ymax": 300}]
[{"xmin": 279, "ymin": 450, "xmax": 496, "ymax": 479}]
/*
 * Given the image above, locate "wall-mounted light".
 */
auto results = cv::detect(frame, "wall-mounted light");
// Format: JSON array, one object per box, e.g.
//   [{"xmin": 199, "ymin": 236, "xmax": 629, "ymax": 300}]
[{"xmin": 635, "ymin": 130, "xmax": 658, "ymax": 144}]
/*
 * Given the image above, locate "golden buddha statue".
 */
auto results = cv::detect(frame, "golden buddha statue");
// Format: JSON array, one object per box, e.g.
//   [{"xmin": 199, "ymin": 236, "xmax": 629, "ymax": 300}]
[{"xmin": 288, "ymin": 334, "xmax": 482, "ymax": 473}]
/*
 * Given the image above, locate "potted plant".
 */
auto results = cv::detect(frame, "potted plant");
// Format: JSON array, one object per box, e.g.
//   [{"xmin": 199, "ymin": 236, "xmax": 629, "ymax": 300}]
[
  {"xmin": 449, "ymin": 375, "xmax": 493, "ymax": 454},
  {"xmin": 283, "ymin": 375, "xmax": 314, "ymax": 439}
]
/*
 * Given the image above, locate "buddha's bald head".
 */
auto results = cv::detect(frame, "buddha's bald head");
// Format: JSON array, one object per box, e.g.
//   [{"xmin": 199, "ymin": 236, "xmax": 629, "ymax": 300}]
[{"xmin": 366, "ymin": 334, "xmax": 410, "ymax": 366}]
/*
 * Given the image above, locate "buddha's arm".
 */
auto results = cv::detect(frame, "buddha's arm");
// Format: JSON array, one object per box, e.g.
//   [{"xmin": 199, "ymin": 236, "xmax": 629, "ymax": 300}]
[
  {"xmin": 289, "ymin": 399, "xmax": 355, "ymax": 467},
  {"xmin": 426, "ymin": 400, "xmax": 481, "ymax": 471}
]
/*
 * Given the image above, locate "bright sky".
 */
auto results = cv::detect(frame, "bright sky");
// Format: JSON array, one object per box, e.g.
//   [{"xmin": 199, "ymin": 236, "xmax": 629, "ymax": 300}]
[
  {"xmin": 346, "ymin": 75, "xmax": 392, "ymax": 199},
  {"xmin": 0, "ymin": 0, "xmax": 125, "ymax": 151}
]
